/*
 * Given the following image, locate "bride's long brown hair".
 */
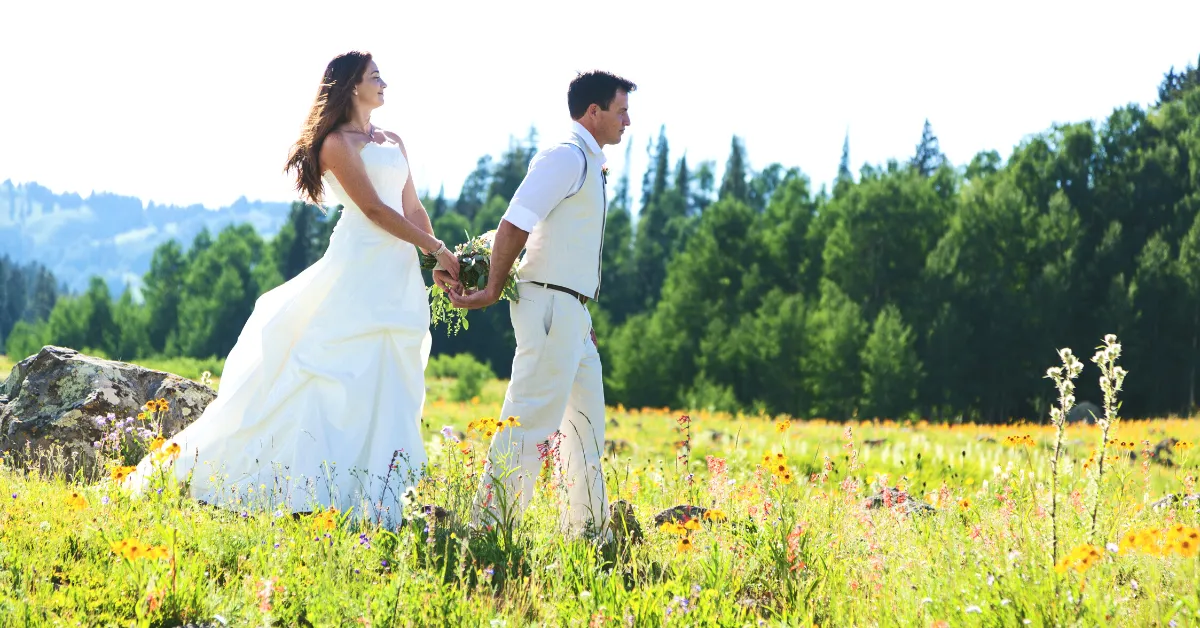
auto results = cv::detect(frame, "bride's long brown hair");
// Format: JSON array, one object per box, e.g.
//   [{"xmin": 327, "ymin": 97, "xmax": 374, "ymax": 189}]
[{"xmin": 285, "ymin": 51, "xmax": 374, "ymax": 206}]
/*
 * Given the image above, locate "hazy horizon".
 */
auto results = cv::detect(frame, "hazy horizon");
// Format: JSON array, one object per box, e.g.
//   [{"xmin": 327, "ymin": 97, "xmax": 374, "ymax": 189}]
[{"xmin": 3, "ymin": 0, "xmax": 1198, "ymax": 212}]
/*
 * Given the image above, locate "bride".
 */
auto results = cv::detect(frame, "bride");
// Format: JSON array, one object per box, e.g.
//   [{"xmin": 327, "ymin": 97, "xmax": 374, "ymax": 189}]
[{"xmin": 124, "ymin": 51, "xmax": 460, "ymax": 524}]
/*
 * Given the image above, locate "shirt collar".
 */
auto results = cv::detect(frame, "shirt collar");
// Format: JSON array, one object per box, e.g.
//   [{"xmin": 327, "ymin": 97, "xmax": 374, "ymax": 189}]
[{"xmin": 571, "ymin": 121, "xmax": 604, "ymax": 158}]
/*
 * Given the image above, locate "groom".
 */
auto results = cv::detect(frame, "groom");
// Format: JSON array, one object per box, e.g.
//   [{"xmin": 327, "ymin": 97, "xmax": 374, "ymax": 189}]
[{"xmin": 446, "ymin": 70, "xmax": 635, "ymax": 538}]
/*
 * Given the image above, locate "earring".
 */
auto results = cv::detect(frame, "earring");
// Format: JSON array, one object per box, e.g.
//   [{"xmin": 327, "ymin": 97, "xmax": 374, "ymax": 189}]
[{"xmin": 353, "ymin": 89, "xmax": 358, "ymax": 96}]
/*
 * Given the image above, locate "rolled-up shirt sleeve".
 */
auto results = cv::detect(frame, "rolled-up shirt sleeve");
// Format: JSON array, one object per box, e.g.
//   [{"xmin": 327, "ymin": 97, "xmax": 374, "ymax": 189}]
[{"xmin": 501, "ymin": 145, "xmax": 584, "ymax": 232}]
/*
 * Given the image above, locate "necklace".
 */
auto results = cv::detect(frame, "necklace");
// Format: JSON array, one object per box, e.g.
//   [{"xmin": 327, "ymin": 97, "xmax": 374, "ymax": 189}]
[{"xmin": 343, "ymin": 122, "xmax": 373, "ymax": 138}]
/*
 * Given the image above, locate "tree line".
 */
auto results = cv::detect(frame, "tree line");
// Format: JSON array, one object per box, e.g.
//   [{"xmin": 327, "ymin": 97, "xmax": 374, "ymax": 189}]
[{"xmin": 5, "ymin": 58, "xmax": 1199, "ymax": 422}]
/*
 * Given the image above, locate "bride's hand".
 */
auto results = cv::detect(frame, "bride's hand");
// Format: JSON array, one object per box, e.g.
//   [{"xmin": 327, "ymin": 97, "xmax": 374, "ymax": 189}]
[
  {"xmin": 432, "ymin": 270, "xmax": 461, "ymax": 295},
  {"xmin": 436, "ymin": 245, "xmax": 460, "ymax": 281}
]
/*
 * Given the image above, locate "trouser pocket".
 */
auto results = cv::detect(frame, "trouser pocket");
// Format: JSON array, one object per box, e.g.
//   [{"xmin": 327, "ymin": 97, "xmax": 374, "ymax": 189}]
[{"xmin": 542, "ymin": 293, "xmax": 556, "ymax": 335}]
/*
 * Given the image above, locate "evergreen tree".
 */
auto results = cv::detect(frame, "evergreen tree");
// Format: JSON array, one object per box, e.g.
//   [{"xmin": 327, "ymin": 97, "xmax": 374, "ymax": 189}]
[
  {"xmin": 719, "ymin": 136, "xmax": 749, "ymax": 202},
  {"xmin": 910, "ymin": 119, "xmax": 947, "ymax": 177},
  {"xmin": 836, "ymin": 130, "xmax": 853, "ymax": 189}
]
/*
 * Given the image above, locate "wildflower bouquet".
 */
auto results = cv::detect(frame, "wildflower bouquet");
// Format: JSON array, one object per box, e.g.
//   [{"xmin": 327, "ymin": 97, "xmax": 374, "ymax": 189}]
[{"xmin": 419, "ymin": 229, "xmax": 520, "ymax": 335}]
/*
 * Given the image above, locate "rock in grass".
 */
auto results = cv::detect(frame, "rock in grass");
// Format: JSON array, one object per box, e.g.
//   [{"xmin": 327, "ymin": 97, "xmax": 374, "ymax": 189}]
[
  {"xmin": 653, "ymin": 504, "xmax": 710, "ymax": 527},
  {"xmin": 0, "ymin": 346, "xmax": 216, "ymax": 479},
  {"xmin": 1150, "ymin": 493, "xmax": 1200, "ymax": 511},
  {"xmin": 861, "ymin": 487, "xmax": 937, "ymax": 516},
  {"xmin": 608, "ymin": 499, "xmax": 643, "ymax": 544}
]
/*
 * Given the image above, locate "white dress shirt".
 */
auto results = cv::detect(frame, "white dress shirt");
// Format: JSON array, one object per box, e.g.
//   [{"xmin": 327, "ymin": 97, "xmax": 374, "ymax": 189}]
[{"xmin": 502, "ymin": 121, "xmax": 606, "ymax": 233}]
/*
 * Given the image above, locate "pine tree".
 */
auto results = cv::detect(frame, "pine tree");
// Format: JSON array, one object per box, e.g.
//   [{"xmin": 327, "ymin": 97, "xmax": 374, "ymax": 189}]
[
  {"xmin": 910, "ymin": 119, "xmax": 946, "ymax": 177},
  {"xmin": 651, "ymin": 126, "xmax": 670, "ymax": 203},
  {"xmin": 719, "ymin": 136, "xmax": 749, "ymax": 202},
  {"xmin": 675, "ymin": 155, "xmax": 691, "ymax": 215},
  {"xmin": 838, "ymin": 131, "xmax": 852, "ymax": 181}
]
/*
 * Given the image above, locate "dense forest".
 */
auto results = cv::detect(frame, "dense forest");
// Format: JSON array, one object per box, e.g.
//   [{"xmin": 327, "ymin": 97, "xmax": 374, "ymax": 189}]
[{"xmin": 4, "ymin": 59, "xmax": 1200, "ymax": 422}]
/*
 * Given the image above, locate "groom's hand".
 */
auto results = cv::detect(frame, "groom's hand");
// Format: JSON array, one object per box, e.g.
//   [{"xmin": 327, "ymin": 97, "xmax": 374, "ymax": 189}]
[{"xmin": 448, "ymin": 284, "xmax": 500, "ymax": 310}]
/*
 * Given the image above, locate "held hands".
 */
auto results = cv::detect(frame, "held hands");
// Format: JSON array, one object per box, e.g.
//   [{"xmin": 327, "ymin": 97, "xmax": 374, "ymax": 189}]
[
  {"xmin": 447, "ymin": 282, "xmax": 500, "ymax": 310},
  {"xmin": 430, "ymin": 240, "xmax": 461, "ymax": 294}
]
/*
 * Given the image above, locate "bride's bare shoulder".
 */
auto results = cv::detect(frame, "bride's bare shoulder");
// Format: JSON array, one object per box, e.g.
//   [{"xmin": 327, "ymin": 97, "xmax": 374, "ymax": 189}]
[{"xmin": 320, "ymin": 131, "xmax": 361, "ymax": 170}]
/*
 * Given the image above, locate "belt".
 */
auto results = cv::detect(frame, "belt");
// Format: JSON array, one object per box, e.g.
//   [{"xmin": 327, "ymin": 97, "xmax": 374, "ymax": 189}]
[{"xmin": 527, "ymin": 281, "xmax": 590, "ymax": 305}]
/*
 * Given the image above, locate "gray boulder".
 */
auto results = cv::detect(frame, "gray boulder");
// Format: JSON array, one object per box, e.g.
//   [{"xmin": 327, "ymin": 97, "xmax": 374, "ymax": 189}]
[
  {"xmin": 653, "ymin": 504, "xmax": 710, "ymax": 527},
  {"xmin": 0, "ymin": 346, "xmax": 216, "ymax": 479},
  {"xmin": 1066, "ymin": 401, "xmax": 1102, "ymax": 424},
  {"xmin": 862, "ymin": 487, "xmax": 937, "ymax": 516}
]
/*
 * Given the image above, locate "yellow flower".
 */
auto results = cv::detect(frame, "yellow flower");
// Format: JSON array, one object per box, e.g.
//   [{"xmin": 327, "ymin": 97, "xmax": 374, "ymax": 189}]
[
  {"xmin": 1056, "ymin": 544, "xmax": 1102, "ymax": 574},
  {"xmin": 683, "ymin": 519, "xmax": 701, "ymax": 531},
  {"xmin": 66, "ymin": 492, "xmax": 88, "ymax": 510},
  {"xmin": 156, "ymin": 399, "xmax": 170, "ymax": 412},
  {"xmin": 677, "ymin": 537, "xmax": 694, "ymax": 552},
  {"xmin": 703, "ymin": 509, "xmax": 727, "ymax": 522},
  {"xmin": 775, "ymin": 420, "xmax": 789, "ymax": 434},
  {"xmin": 110, "ymin": 465, "xmax": 136, "ymax": 482},
  {"xmin": 112, "ymin": 538, "xmax": 151, "ymax": 561},
  {"xmin": 659, "ymin": 522, "xmax": 686, "ymax": 535},
  {"xmin": 311, "ymin": 508, "xmax": 338, "ymax": 531},
  {"xmin": 504, "ymin": 416, "xmax": 521, "ymax": 428},
  {"xmin": 958, "ymin": 498, "xmax": 970, "ymax": 510},
  {"xmin": 149, "ymin": 437, "xmax": 165, "ymax": 452},
  {"xmin": 965, "ymin": 478, "xmax": 975, "ymax": 486}
]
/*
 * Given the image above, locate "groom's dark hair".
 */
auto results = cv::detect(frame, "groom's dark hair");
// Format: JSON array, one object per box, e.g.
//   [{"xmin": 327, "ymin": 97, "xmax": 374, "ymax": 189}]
[{"xmin": 568, "ymin": 70, "xmax": 637, "ymax": 119}]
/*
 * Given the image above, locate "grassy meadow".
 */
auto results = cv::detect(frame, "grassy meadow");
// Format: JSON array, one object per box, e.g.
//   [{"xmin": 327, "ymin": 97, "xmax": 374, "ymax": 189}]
[{"xmin": 2, "ymin": 348, "xmax": 1200, "ymax": 626}]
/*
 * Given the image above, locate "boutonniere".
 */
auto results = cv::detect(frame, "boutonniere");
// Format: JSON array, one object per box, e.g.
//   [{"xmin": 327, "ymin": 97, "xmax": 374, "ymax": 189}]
[{"xmin": 601, "ymin": 166, "xmax": 609, "ymax": 184}]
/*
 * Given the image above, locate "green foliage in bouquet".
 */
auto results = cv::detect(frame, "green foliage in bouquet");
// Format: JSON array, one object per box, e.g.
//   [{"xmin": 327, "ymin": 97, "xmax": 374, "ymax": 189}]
[{"xmin": 419, "ymin": 230, "xmax": 520, "ymax": 335}]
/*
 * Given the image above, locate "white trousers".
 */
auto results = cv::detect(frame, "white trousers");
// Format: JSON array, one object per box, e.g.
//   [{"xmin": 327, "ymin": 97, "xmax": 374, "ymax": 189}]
[{"xmin": 472, "ymin": 283, "xmax": 608, "ymax": 537}]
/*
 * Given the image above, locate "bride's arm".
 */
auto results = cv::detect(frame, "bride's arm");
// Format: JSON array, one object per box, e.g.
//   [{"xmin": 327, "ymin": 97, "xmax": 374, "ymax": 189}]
[
  {"xmin": 390, "ymin": 133, "xmax": 436, "ymax": 254},
  {"xmin": 320, "ymin": 132, "xmax": 442, "ymax": 252}
]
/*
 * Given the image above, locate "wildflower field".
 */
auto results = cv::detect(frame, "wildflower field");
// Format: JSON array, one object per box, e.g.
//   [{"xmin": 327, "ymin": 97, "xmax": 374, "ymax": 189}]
[{"xmin": 3, "ymin": 339, "xmax": 1200, "ymax": 626}]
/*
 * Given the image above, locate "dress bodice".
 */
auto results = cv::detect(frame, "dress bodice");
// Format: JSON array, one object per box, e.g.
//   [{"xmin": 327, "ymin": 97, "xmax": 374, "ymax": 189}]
[{"xmin": 322, "ymin": 141, "xmax": 410, "ymax": 241}]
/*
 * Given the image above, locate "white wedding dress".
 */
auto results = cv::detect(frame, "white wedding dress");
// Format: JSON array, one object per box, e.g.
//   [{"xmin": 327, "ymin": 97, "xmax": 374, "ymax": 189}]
[{"xmin": 124, "ymin": 141, "xmax": 432, "ymax": 524}]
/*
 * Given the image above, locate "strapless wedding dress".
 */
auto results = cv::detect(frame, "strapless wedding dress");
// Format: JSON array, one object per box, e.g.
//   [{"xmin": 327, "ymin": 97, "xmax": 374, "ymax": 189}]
[{"xmin": 124, "ymin": 141, "xmax": 432, "ymax": 524}]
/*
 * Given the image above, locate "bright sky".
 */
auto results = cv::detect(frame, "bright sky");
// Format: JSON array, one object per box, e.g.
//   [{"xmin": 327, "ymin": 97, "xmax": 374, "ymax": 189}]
[{"xmin": 3, "ymin": 0, "xmax": 1199, "ymax": 213}]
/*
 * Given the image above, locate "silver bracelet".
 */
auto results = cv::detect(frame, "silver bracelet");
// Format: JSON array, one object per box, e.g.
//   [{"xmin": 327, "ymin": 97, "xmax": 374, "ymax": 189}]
[{"xmin": 431, "ymin": 242, "xmax": 447, "ymax": 257}]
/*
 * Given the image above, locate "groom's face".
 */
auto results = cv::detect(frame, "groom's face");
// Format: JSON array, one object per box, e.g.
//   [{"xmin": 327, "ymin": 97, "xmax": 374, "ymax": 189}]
[{"xmin": 594, "ymin": 90, "xmax": 630, "ymax": 146}]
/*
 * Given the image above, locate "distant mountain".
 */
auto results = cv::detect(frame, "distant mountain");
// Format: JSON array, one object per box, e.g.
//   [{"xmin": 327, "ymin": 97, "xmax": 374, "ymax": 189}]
[{"xmin": 0, "ymin": 180, "xmax": 293, "ymax": 297}]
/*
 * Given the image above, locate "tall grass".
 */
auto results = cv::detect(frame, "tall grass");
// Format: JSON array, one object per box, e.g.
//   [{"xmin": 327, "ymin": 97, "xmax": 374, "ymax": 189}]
[{"xmin": 1, "ymin": 336, "xmax": 1200, "ymax": 625}]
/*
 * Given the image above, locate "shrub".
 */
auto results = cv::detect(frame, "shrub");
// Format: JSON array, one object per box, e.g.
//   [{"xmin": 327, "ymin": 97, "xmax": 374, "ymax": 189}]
[{"xmin": 428, "ymin": 353, "xmax": 495, "ymax": 401}]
